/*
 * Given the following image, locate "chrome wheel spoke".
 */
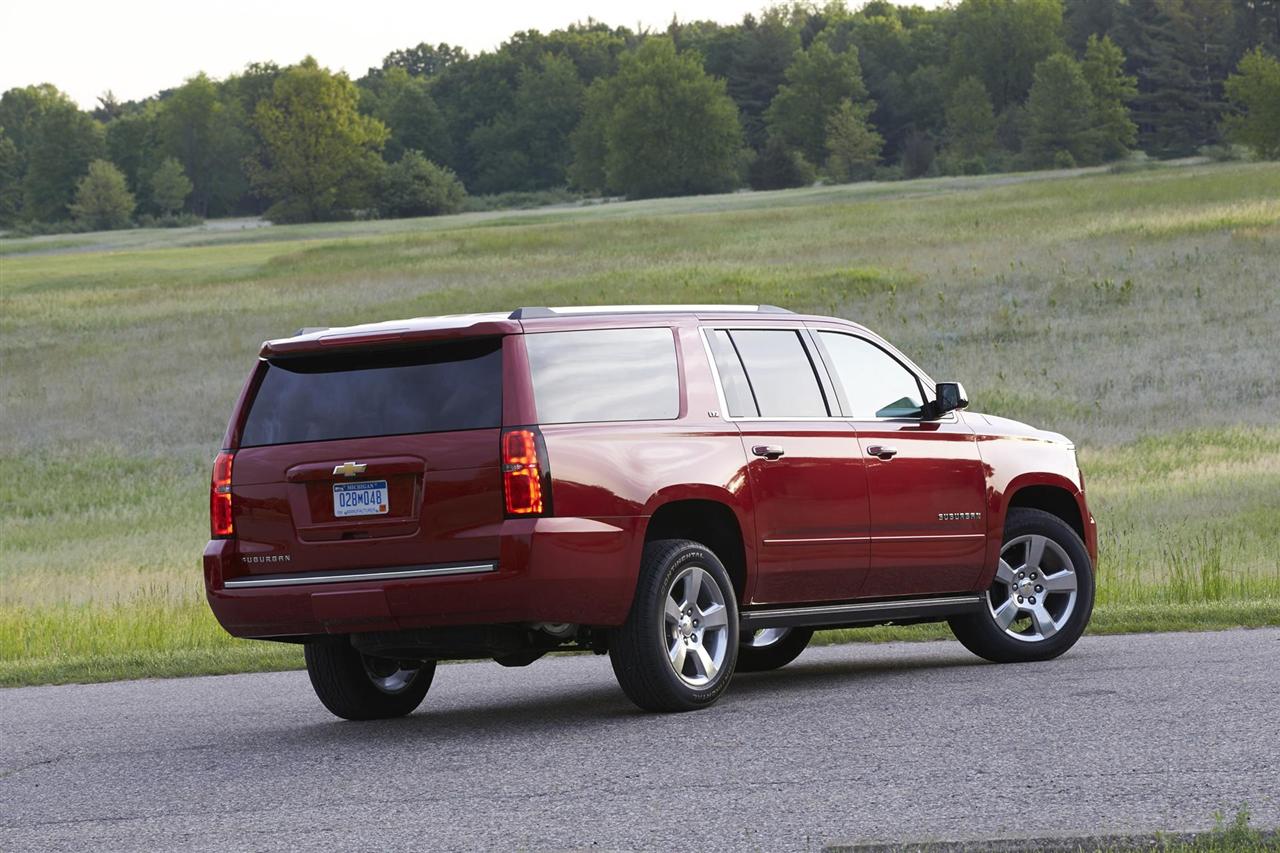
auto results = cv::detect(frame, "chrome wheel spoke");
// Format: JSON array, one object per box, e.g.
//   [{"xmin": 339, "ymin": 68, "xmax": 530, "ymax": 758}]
[
  {"xmin": 683, "ymin": 568, "xmax": 704, "ymax": 610},
  {"xmin": 670, "ymin": 641, "xmax": 688, "ymax": 673},
  {"xmin": 993, "ymin": 597, "xmax": 1020, "ymax": 630},
  {"xmin": 995, "ymin": 559, "xmax": 1017, "ymax": 586},
  {"xmin": 699, "ymin": 602, "xmax": 728, "ymax": 630},
  {"xmin": 1031, "ymin": 604, "xmax": 1058, "ymax": 638},
  {"xmin": 1040, "ymin": 570, "xmax": 1077, "ymax": 593},
  {"xmin": 1023, "ymin": 535, "xmax": 1048, "ymax": 573},
  {"xmin": 665, "ymin": 596, "xmax": 683, "ymax": 625},
  {"xmin": 691, "ymin": 643, "xmax": 718, "ymax": 680}
]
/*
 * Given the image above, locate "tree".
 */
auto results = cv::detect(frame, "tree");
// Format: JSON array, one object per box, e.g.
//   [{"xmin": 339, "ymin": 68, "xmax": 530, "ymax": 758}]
[
  {"xmin": 748, "ymin": 137, "xmax": 816, "ymax": 189},
  {"xmin": 1082, "ymin": 35, "xmax": 1138, "ymax": 159},
  {"xmin": 944, "ymin": 76, "xmax": 998, "ymax": 159},
  {"xmin": 150, "ymin": 157, "xmax": 192, "ymax": 213},
  {"xmin": 249, "ymin": 58, "xmax": 389, "ymax": 222},
  {"xmin": 1117, "ymin": 0, "xmax": 1232, "ymax": 155},
  {"xmin": 569, "ymin": 38, "xmax": 743, "ymax": 198},
  {"xmin": 765, "ymin": 37, "xmax": 871, "ymax": 164},
  {"xmin": 378, "ymin": 42, "xmax": 468, "ymax": 78},
  {"xmin": 105, "ymin": 110, "xmax": 158, "ymax": 197},
  {"xmin": 69, "ymin": 159, "xmax": 135, "ymax": 229},
  {"xmin": 825, "ymin": 99, "xmax": 885, "ymax": 181},
  {"xmin": 21, "ymin": 93, "xmax": 104, "ymax": 221},
  {"xmin": 468, "ymin": 53, "xmax": 584, "ymax": 193},
  {"xmin": 949, "ymin": 0, "xmax": 1067, "ymax": 112},
  {"xmin": 153, "ymin": 74, "xmax": 250, "ymax": 216},
  {"xmin": 359, "ymin": 67, "xmax": 451, "ymax": 164},
  {"xmin": 1025, "ymin": 53, "xmax": 1101, "ymax": 165},
  {"xmin": 379, "ymin": 150, "xmax": 467, "ymax": 217},
  {"xmin": 1223, "ymin": 47, "xmax": 1280, "ymax": 158},
  {"xmin": 0, "ymin": 132, "xmax": 21, "ymax": 224}
]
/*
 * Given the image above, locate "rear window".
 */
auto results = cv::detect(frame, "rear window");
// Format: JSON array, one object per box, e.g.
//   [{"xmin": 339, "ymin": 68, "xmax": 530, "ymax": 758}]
[
  {"xmin": 239, "ymin": 339, "xmax": 503, "ymax": 447},
  {"xmin": 526, "ymin": 328, "xmax": 680, "ymax": 424}
]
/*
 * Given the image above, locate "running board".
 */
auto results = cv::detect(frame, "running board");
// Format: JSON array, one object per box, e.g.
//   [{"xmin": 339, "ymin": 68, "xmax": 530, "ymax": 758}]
[{"xmin": 740, "ymin": 594, "xmax": 985, "ymax": 631}]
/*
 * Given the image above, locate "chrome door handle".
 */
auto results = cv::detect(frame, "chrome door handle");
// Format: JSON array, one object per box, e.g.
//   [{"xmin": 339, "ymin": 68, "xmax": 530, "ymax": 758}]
[
  {"xmin": 752, "ymin": 445, "xmax": 785, "ymax": 460},
  {"xmin": 867, "ymin": 445, "xmax": 898, "ymax": 460}
]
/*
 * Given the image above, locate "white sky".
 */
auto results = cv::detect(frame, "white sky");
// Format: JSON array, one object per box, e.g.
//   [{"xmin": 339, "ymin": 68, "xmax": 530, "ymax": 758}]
[{"xmin": 2, "ymin": 0, "xmax": 801, "ymax": 108}]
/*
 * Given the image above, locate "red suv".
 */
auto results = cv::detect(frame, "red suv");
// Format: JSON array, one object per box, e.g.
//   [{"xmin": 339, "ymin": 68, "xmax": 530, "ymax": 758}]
[{"xmin": 204, "ymin": 305, "xmax": 1096, "ymax": 718}]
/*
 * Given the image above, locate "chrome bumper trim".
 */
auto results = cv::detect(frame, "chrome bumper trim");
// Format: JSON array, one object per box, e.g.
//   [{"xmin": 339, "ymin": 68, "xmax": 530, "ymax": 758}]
[{"xmin": 224, "ymin": 562, "xmax": 497, "ymax": 589}]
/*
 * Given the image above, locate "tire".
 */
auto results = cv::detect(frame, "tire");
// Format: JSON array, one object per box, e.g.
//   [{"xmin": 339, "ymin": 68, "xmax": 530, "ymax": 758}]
[
  {"xmin": 948, "ymin": 507, "xmax": 1095, "ymax": 663},
  {"xmin": 736, "ymin": 627, "xmax": 814, "ymax": 673},
  {"xmin": 304, "ymin": 641, "xmax": 435, "ymax": 720},
  {"xmin": 610, "ymin": 539, "xmax": 740, "ymax": 712}
]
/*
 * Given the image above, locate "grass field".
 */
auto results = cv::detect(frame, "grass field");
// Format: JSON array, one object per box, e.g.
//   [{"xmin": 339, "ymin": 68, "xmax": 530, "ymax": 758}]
[{"xmin": 2, "ymin": 161, "xmax": 1278, "ymax": 687}]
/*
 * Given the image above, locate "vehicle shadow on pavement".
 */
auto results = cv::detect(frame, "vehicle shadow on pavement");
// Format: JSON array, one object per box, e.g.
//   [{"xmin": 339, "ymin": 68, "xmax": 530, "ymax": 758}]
[{"xmin": 284, "ymin": 649, "xmax": 987, "ymax": 740}]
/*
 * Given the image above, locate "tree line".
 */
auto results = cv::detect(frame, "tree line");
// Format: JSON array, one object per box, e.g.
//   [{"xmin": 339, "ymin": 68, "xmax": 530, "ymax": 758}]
[{"xmin": 2, "ymin": 0, "xmax": 1277, "ymax": 230}]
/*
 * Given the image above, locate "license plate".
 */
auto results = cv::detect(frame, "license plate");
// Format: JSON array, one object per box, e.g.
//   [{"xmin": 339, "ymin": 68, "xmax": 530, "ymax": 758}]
[{"xmin": 333, "ymin": 480, "xmax": 389, "ymax": 518}]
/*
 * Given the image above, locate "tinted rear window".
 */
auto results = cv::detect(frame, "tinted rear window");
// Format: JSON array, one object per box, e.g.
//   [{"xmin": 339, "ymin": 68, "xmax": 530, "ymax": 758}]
[
  {"xmin": 526, "ymin": 328, "xmax": 680, "ymax": 423},
  {"xmin": 240, "ymin": 339, "xmax": 502, "ymax": 447}
]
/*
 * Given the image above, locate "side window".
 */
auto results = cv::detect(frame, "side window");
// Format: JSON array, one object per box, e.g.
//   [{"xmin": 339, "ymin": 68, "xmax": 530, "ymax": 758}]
[
  {"xmin": 727, "ymin": 329, "xmax": 829, "ymax": 417},
  {"xmin": 526, "ymin": 328, "xmax": 680, "ymax": 423},
  {"xmin": 706, "ymin": 330, "xmax": 758, "ymax": 417},
  {"xmin": 817, "ymin": 331, "xmax": 925, "ymax": 419}
]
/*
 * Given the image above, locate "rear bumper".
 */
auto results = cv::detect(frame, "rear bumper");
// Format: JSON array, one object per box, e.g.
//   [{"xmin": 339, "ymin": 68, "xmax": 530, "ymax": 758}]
[{"xmin": 204, "ymin": 516, "xmax": 642, "ymax": 639}]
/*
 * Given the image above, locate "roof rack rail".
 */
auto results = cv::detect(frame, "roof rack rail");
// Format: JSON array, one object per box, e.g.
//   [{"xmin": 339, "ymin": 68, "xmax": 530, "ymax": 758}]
[{"xmin": 509, "ymin": 304, "xmax": 792, "ymax": 320}]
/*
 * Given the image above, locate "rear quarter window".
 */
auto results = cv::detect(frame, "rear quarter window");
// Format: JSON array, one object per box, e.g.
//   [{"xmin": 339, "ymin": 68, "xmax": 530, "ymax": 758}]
[
  {"xmin": 525, "ymin": 328, "xmax": 680, "ymax": 424},
  {"xmin": 240, "ymin": 339, "xmax": 503, "ymax": 447}
]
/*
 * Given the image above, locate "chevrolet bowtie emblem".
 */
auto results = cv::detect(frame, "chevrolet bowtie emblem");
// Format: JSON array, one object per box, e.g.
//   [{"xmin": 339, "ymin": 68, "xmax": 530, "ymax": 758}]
[{"xmin": 333, "ymin": 462, "xmax": 368, "ymax": 477}]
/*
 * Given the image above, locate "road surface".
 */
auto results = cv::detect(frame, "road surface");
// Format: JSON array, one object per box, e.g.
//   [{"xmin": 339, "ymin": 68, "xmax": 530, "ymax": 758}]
[{"xmin": 2, "ymin": 629, "xmax": 1278, "ymax": 851}]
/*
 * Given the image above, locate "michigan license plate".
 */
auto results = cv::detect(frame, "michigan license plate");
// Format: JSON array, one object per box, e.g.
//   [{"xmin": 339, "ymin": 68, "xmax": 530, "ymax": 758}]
[{"xmin": 333, "ymin": 480, "xmax": 389, "ymax": 517}]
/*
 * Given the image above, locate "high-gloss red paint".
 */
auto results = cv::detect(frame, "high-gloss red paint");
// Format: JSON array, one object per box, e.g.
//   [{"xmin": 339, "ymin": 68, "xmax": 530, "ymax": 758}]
[{"xmin": 204, "ymin": 309, "xmax": 1096, "ymax": 640}]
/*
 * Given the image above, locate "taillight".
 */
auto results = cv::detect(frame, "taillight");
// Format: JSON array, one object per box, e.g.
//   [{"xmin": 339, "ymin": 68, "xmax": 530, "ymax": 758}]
[
  {"xmin": 502, "ymin": 428, "xmax": 548, "ymax": 516},
  {"xmin": 210, "ymin": 450, "xmax": 235, "ymax": 538}
]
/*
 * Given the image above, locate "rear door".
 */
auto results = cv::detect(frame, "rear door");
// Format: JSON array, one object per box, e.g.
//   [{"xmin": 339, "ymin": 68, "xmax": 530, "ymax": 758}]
[
  {"xmin": 705, "ymin": 327, "xmax": 871, "ymax": 605},
  {"xmin": 227, "ymin": 338, "xmax": 506, "ymax": 582},
  {"xmin": 812, "ymin": 329, "xmax": 987, "ymax": 597}
]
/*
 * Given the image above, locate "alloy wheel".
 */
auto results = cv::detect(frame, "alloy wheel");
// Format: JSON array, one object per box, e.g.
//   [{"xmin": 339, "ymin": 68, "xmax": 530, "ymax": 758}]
[
  {"xmin": 664, "ymin": 565, "xmax": 731, "ymax": 686},
  {"xmin": 987, "ymin": 533, "xmax": 1079, "ymax": 643}
]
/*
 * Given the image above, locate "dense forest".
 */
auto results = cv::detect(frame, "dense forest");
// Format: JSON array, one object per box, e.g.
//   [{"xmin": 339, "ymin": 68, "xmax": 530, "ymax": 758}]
[{"xmin": 2, "ymin": 0, "xmax": 1278, "ymax": 230}]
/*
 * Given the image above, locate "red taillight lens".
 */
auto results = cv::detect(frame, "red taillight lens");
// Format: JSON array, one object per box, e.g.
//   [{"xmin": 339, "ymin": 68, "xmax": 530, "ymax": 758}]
[
  {"xmin": 502, "ymin": 429, "xmax": 545, "ymax": 516},
  {"xmin": 210, "ymin": 450, "xmax": 235, "ymax": 538}
]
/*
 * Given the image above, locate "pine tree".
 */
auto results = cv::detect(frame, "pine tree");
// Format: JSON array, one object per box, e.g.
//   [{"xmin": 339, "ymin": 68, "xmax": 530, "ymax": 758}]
[
  {"xmin": 1025, "ymin": 54, "xmax": 1101, "ymax": 166},
  {"xmin": 944, "ymin": 76, "xmax": 998, "ymax": 160},
  {"xmin": 1082, "ymin": 35, "xmax": 1138, "ymax": 159},
  {"xmin": 149, "ymin": 157, "xmax": 193, "ymax": 214},
  {"xmin": 825, "ymin": 99, "xmax": 885, "ymax": 182}
]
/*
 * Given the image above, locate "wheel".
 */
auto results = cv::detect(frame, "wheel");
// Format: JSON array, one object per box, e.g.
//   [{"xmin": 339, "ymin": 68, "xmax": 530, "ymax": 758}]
[
  {"xmin": 610, "ymin": 539, "xmax": 740, "ymax": 712},
  {"xmin": 304, "ymin": 641, "xmax": 435, "ymax": 720},
  {"xmin": 948, "ymin": 507, "xmax": 1095, "ymax": 663},
  {"xmin": 736, "ymin": 627, "xmax": 814, "ymax": 672}
]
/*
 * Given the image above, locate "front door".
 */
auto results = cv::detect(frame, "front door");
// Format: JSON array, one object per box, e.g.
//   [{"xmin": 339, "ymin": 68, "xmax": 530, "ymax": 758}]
[
  {"xmin": 812, "ymin": 329, "xmax": 988, "ymax": 598},
  {"xmin": 704, "ymin": 327, "xmax": 871, "ymax": 605}
]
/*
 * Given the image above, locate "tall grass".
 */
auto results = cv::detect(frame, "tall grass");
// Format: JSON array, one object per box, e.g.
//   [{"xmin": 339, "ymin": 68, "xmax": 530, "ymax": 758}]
[{"xmin": 2, "ymin": 162, "xmax": 1278, "ymax": 686}]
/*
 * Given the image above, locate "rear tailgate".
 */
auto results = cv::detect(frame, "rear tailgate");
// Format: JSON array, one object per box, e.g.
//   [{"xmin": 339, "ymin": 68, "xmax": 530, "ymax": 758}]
[{"xmin": 224, "ymin": 337, "xmax": 506, "ymax": 583}]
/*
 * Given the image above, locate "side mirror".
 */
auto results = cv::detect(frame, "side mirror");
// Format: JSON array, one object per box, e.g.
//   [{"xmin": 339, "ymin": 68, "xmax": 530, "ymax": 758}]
[{"xmin": 928, "ymin": 382, "xmax": 969, "ymax": 418}]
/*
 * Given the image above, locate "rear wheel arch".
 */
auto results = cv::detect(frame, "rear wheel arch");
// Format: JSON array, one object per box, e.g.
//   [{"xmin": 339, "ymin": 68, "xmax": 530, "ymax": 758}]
[{"xmin": 642, "ymin": 498, "xmax": 748, "ymax": 604}]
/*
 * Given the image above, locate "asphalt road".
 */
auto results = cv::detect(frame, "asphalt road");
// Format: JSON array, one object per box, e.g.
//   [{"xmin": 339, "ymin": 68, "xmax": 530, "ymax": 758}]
[{"xmin": 2, "ymin": 629, "xmax": 1278, "ymax": 852}]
